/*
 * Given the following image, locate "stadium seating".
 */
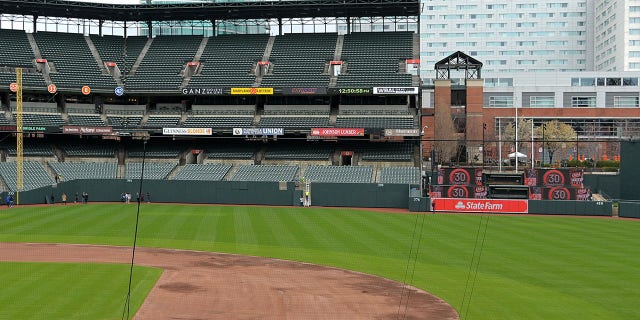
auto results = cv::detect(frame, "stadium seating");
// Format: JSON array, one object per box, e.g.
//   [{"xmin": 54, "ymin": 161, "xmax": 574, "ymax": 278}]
[
  {"xmin": 172, "ymin": 163, "xmax": 231, "ymax": 181},
  {"xmin": 0, "ymin": 161, "xmax": 54, "ymax": 191},
  {"xmin": 304, "ymin": 165, "xmax": 373, "ymax": 183},
  {"xmin": 335, "ymin": 116, "xmax": 415, "ymax": 129},
  {"xmin": 230, "ymin": 164, "xmax": 298, "ymax": 181},
  {"xmin": 59, "ymin": 141, "xmax": 117, "ymax": 157},
  {"xmin": 16, "ymin": 113, "xmax": 65, "ymax": 127},
  {"xmin": 260, "ymin": 33, "xmax": 336, "ymax": 87},
  {"xmin": 379, "ymin": 166, "xmax": 420, "ymax": 184},
  {"xmin": 0, "ymin": 29, "xmax": 35, "ymax": 68},
  {"xmin": 127, "ymin": 143, "xmax": 185, "ymax": 158},
  {"xmin": 48, "ymin": 162, "xmax": 117, "ymax": 180},
  {"xmin": 126, "ymin": 35, "xmax": 202, "ymax": 90},
  {"xmin": 202, "ymin": 144, "xmax": 256, "ymax": 159},
  {"xmin": 34, "ymin": 32, "xmax": 117, "ymax": 89},
  {"xmin": 349, "ymin": 142, "xmax": 414, "ymax": 161},
  {"xmin": 5, "ymin": 140, "xmax": 54, "ymax": 157},
  {"xmin": 107, "ymin": 115, "xmax": 143, "ymax": 128},
  {"xmin": 0, "ymin": 29, "xmax": 47, "ymax": 88},
  {"xmin": 0, "ymin": 72, "xmax": 47, "ymax": 88},
  {"xmin": 336, "ymin": 32, "xmax": 414, "ymax": 87},
  {"xmin": 264, "ymin": 143, "xmax": 333, "ymax": 160},
  {"xmin": 187, "ymin": 34, "xmax": 269, "ymax": 87},
  {"xmin": 183, "ymin": 115, "xmax": 253, "ymax": 128},
  {"xmin": 125, "ymin": 162, "xmax": 176, "ymax": 180},
  {"xmin": 68, "ymin": 114, "xmax": 107, "ymax": 126},
  {"xmin": 144, "ymin": 115, "xmax": 182, "ymax": 128},
  {"xmin": 90, "ymin": 35, "xmax": 148, "ymax": 75}
]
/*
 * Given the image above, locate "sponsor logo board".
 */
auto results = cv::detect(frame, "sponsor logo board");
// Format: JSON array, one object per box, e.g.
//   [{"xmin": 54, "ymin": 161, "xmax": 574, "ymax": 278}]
[
  {"xmin": 310, "ymin": 128, "xmax": 364, "ymax": 137},
  {"xmin": 230, "ymin": 87, "xmax": 273, "ymax": 95},
  {"xmin": 232, "ymin": 128, "xmax": 284, "ymax": 136},
  {"xmin": 63, "ymin": 126, "xmax": 113, "ymax": 135},
  {"xmin": 373, "ymin": 87, "xmax": 419, "ymax": 95},
  {"xmin": 182, "ymin": 87, "xmax": 225, "ymax": 95},
  {"xmin": 384, "ymin": 129, "xmax": 420, "ymax": 137},
  {"xmin": 433, "ymin": 198, "xmax": 528, "ymax": 213},
  {"xmin": 162, "ymin": 128, "xmax": 212, "ymax": 136}
]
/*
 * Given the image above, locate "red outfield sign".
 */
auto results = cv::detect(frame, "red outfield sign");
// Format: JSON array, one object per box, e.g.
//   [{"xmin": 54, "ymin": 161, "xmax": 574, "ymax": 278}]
[
  {"xmin": 311, "ymin": 128, "xmax": 364, "ymax": 137},
  {"xmin": 433, "ymin": 198, "xmax": 528, "ymax": 214}
]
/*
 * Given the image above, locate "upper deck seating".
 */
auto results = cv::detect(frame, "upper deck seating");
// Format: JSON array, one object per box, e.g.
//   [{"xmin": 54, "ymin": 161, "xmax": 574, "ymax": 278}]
[
  {"xmin": 188, "ymin": 34, "xmax": 269, "ymax": 87},
  {"xmin": 34, "ymin": 32, "xmax": 117, "ymax": 89},
  {"xmin": 90, "ymin": 35, "xmax": 148, "ymax": 75},
  {"xmin": 336, "ymin": 32, "xmax": 414, "ymax": 87},
  {"xmin": 260, "ymin": 33, "xmax": 336, "ymax": 87},
  {"xmin": 0, "ymin": 29, "xmax": 35, "ymax": 68},
  {"xmin": 126, "ymin": 35, "xmax": 202, "ymax": 90}
]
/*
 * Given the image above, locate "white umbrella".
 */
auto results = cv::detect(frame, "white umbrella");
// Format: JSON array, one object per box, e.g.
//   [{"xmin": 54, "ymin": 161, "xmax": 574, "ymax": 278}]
[{"xmin": 507, "ymin": 152, "xmax": 527, "ymax": 159}]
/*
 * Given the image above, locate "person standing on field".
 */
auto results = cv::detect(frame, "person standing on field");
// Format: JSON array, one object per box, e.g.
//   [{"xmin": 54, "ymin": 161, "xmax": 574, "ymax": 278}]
[{"xmin": 61, "ymin": 193, "xmax": 67, "ymax": 205}]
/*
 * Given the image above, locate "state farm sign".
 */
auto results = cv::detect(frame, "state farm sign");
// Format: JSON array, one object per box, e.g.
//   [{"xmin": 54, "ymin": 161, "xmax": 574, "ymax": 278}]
[{"xmin": 433, "ymin": 198, "xmax": 528, "ymax": 214}]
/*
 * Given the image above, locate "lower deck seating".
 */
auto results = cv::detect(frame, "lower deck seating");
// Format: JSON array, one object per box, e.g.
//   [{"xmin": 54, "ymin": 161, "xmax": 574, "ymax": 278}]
[
  {"xmin": 125, "ymin": 162, "xmax": 176, "ymax": 180},
  {"xmin": 48, "ymin": 162, "xmax": 117, "ymax": 180},
  {"xmin": 0, "ymin": 161, "xmax": 54, "ymax": 191},
  {"xmin": 379, "ymin": 166, "xmax": 420, "ymax": 184},
  {"xmin": 172, "ymin": 163, "xmax": 231, "ymax": 181},
  {"xmin": 304, "ymin": 165, "xmax": 373, "ymax": 183},
  {"xmin": 230, "ymin": 165, "xmax": 298, "ymax": 182}
]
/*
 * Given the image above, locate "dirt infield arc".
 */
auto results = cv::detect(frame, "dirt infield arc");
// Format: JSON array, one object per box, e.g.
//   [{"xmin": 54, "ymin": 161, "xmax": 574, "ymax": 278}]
[{"xmin": 0, "ymin": 243, "xmax": 458, "ymax": 320}]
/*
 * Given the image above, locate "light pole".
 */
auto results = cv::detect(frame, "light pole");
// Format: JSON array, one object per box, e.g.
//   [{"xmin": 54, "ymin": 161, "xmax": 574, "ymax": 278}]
[
  {"xmin": 420, "ymin": 125, "xmax": 429, "ymax": 196},
  {"xmin": 482, "ymin": 123, "xmax": 486, "ymax": 171}
]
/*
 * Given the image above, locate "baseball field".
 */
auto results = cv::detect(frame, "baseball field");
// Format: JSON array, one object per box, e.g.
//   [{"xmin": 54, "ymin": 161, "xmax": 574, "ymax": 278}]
[{"xmin": 0, "ymin": 203, "xmax": 638, "ymax": 319}]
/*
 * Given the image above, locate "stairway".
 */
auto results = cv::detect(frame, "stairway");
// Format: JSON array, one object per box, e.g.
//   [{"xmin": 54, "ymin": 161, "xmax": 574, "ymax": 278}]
[{"xmin": 129, "ymin": 37, "xmax": 153, "ymax": 76}]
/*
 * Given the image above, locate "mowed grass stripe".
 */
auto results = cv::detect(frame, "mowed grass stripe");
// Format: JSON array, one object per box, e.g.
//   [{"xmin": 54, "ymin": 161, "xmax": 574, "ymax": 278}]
[{"xmin": 0, "ymin": 262, "xmax": 161, "ymax": 320}]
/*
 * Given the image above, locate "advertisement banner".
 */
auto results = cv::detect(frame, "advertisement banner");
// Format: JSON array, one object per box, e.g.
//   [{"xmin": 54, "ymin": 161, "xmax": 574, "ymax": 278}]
[
  {"xmin": 162, "ymin": 128, "xmax": 212, "ymax": 136},
  {"xmin": 529, "ymin": 187, "xmax": 592, "ymax": 200},
  {"xmin": 310, "ymin": 128, "xmax": 364, "ymax": 137},
  {"xmin": 525, "ymin": 168, "xmax": 584, "ymax": 188},
  {"xmin": 232, "ymin": 128, "xmax": 284, "ymax": 136},
  {"xmin": 182, "ymin": 87, "xmax": 226, "ymax": 95},
  {"xmin": 281, "ymin": 87, "xmax": 327, "ymax": 95},
  {"xmin": 373, "ymin": 87, "xmax": 419, "ymax": 95},
  {"xmin": 383, "ymin": 129, "xmax": 420, "ymax": 137},
  {"xmin": 63, "ymin": 126, "xmax": 113, "ymax": 135},
  {"xmin": 435, "ymin": 167, "xmax": 484, "ymax": 186},
  {"xmin": 230, "ymin": 87, "xmax": 274, "ymax": 95},
  {"xmin": 433, "ymin": 198, "xmax": 528, "ymax": 213}
]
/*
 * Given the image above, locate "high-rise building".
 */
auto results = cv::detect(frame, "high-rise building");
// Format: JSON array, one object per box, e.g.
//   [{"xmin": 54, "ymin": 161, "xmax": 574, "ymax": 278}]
[{"xmin": 420, "ymin": 0, "xmax": 640, "ymax": 77}]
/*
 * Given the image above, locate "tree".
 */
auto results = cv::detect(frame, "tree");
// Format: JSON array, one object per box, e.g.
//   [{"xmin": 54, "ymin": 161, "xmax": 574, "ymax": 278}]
[
  {"xmin": 535, "ymin": 120, "xmax": 576, "ymax": 165},
  {"xmin": 434, "ymin": 112, "xmax": 458, "ymax": 164},
  {"xmin": 502, "ymin": 118, "xmax": 534, "ymax": 152}
]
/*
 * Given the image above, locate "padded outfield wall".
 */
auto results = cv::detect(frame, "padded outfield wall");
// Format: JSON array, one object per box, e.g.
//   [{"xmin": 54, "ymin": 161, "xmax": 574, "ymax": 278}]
[{"xmin": 4, "ymin": 180, "xmax": 415, "ymax": 209}]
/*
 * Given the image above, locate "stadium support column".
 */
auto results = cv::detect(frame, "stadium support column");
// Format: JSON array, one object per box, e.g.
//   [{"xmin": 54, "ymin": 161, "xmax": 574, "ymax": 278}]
[
  {"xmin": 278, "ymin": 18, "xmax": 282, "ymax": 36},
  {"xmin": 466, "ymin": 79, "xmax": 484, "ymax": 166}
]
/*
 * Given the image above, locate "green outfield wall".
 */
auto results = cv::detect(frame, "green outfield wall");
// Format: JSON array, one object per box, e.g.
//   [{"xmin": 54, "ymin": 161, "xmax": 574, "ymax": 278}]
[{"xmin": 618, "ymin": 201, "xmax": 640, "ymax": 218}]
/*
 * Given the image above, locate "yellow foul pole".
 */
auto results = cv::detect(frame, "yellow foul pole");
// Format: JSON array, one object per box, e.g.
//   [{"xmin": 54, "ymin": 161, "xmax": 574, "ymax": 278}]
[{"xmin": 16, "ymin": 68, "xmax": 23, "ymax": 204}]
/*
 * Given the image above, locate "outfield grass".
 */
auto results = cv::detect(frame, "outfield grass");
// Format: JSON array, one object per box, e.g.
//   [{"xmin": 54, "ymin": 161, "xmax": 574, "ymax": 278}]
[
  {"xmin": 0, "ymin": 262, "xmax": 161, "ymax": 320},
  {"xmin": 1, "ymin": 203, "xmax": 639, "ymax": 320}
]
